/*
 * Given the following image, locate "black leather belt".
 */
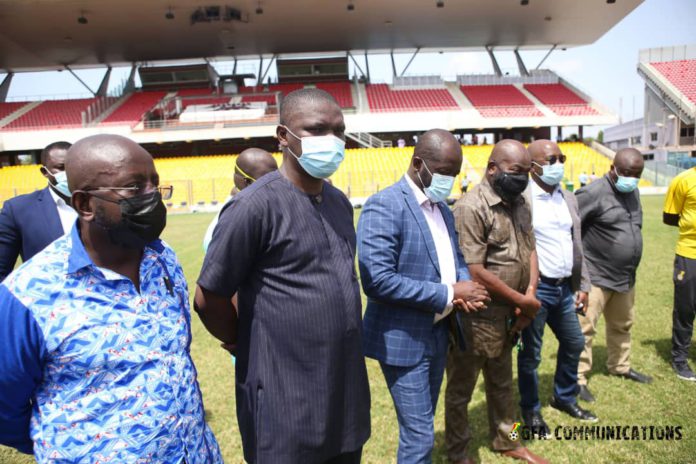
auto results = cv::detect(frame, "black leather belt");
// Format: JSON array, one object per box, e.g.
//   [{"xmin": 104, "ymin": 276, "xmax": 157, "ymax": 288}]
[{"xmin": 539, "ymin": 275, "xmax": 571, "ymax": 286}]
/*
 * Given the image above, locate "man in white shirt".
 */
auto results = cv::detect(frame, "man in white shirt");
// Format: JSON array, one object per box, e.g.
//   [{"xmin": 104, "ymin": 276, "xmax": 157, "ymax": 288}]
[
  {"xmin": 0, "ymin": 141, "xmax": 76, "ymax": 280},
  {"xmin": 518, "ymin": 140, "xmax": 597, "ymax": 438}
]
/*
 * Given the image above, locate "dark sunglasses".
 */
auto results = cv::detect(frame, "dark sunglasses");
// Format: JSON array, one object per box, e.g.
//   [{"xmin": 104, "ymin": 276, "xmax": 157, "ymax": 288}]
[{"xmin": 544, "ymin": 154, "xmax": 566, "ymax": 165}]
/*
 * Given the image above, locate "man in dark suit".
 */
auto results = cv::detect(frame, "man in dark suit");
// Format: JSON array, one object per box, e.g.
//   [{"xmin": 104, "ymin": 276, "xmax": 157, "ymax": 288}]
[
  {"xmin": 0, "ymin": 141, "xmax": 74, "ymax": 281},
  {"xmin": 358, "ymin": 129, "xmax": 489, "ymax": 464}
]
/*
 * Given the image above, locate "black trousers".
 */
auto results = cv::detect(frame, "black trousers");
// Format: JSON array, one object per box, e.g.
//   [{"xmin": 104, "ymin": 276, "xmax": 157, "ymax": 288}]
[{"xmin": 672, "ymin": 255, "xmax": 696, "ymax": 365}]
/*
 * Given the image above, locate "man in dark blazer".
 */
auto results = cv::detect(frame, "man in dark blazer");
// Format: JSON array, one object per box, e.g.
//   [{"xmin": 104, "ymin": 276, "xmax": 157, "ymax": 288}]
[
  {"xmin": 518, "ymin": 140, "xmax": 597, "ymax": 438},
  {"xmin": 358, "ymin": 129, "xmax": 489, "ymax": 464},
  {"xmin": 0, "ymin": 141, "xmax": 74, "ymax": 281}
]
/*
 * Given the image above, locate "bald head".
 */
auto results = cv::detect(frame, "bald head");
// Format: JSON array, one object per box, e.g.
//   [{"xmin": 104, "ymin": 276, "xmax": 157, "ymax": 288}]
[
  {"xmin": 610, "ymin": 147, "xmax": 644, "ymax": 182},
  {"xmin": 66, "ymin": 134, "xmax": 154, "ymax": 193},
  {"xmin": 234, "ymin": 148, "xmax": 278, "ymax": 190},
  {"xmin": 280, "ymin": 88, "xmax": 340, "ymax": 126},
  {"xmin": 489, "ymin": 139, "xmax": 530, "ymax": 166},
  {"xmin": 528, "ymin": 139, "xmax": 561, "ymax": 166},
  {"xmin": 413, "ymin": 129, "xmax": 461, "ymax": 164}
]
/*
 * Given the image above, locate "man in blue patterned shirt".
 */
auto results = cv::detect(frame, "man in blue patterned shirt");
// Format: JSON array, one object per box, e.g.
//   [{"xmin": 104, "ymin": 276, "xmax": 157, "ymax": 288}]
[{"xmin": 0, "ymin": 134, "xmax": 222, "ymax": 462}]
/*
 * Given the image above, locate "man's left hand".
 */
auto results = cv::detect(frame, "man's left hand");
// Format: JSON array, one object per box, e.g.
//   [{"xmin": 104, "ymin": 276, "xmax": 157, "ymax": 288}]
[{"xmin": 575, "ymin": 291, "xmax": 588, "ymax": 315}]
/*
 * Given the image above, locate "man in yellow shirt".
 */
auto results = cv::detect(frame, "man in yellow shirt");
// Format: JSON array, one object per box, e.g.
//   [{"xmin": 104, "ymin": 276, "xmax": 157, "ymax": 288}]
[{"xmin": 663, "ymin": 167, "xmax": 696, "ymax": 381}]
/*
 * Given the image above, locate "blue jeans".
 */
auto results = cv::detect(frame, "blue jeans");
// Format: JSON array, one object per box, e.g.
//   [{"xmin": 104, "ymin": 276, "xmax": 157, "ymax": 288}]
[
  {"xmin": 380, "ymin": 322, "xmax": 449, "ymax": 464},
  {"xmin": 518, "ymin": 281, "xmax": 585, "ymax": 412}
]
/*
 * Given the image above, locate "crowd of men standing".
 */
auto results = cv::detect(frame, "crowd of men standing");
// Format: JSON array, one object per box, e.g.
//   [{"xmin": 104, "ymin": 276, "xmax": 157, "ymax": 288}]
[{"xmin": 0, "ymin": 88, "xmax": 694, "ymax": 464}]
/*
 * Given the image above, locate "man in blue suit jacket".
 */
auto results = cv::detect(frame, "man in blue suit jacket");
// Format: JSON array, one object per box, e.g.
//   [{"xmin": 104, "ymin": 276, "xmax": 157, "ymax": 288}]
[
  {"xmin": 0, "ymin": 141, "xmax": 75, "ymax": 281},
  {"xmin": 358, "ymin": 130, "xmax": 489, "ymax": 464}
]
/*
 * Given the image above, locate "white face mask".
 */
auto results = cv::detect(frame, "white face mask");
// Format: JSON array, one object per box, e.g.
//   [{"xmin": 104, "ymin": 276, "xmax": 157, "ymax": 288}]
[{"xmin": 284, "ymin": 126, "xmax": 345, "ymax": 179}]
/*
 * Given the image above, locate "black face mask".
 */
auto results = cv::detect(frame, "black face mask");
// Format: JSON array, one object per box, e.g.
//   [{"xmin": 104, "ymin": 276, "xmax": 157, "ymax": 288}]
[
  {"xmin": 492, "ymin": 170, "xmax": 529, "ymax": 203},
  {"xmin": 96, "ymin": 191, "xmax": 167, "ymax": 249}
]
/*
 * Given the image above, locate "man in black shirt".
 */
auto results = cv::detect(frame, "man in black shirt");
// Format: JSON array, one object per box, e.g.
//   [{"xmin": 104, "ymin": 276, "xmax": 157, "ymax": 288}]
[
  {"xmin": 195, "ymin": 88, "xmax": 370, "ymax": 464},
  {"xmin": 575, "ymin": 148, "xmax": 652, "ymax": 403}
]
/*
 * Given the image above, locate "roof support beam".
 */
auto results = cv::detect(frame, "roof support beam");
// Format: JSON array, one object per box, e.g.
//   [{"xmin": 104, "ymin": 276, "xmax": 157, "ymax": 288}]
[
  {"xmin": 535, "ymin": 44, "xmax": 557, "ymax": 70},
  {"xmin": 0, "ymin": 72, "xmax": 14, "ymax": 102},
  {"xmin": 485, "ymin": 46, "xmax": 502, "ymax": 77},
  {"xmin": 64, "ymin": 65, "xmax": 97, "ymax": 96},
  {"xmin": 232, "ymin": 57, "xmax": 238, "ymax": 75},
  {"xmin": 514, "ymin": 49, "xmax": 529, "ymax": 77},
  {"xmin": 399, "ymin": 47, "xmax": 421, "ymax": 77},
  {"xmin": 347, "ymin": 51, "xmax": 366, "ymax": 80},
  {"xmin": 364, "ymin": 51, "xmax": 371, "ymax": 83},
  {"xmin": 260, "ymin": 54, "xmax": 276, "ymax": 85},
  {"xmin": 257, "ymin": 55, "xmax": 264, "ymax": 86},
  {"xmin": 96, "ymin": 66, "xmax": 112, "ymax": 97},
  {"xmin": 390, "ymin": 50, "xmax": 397, "ymax": 78},
  {"xmin": 124, "ymin": 64, "xmax": 137, "ymax": 93}
]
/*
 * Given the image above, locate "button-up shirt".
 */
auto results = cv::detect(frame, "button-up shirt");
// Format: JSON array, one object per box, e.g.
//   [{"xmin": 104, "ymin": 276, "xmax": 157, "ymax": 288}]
[
  {"xmin": 531, "ymin": 181, "xmax": 574, "ymax": 279},
  {"xmin": 576, "ymin": 175, "xmax": 643, "ymax": 292},
  {"xmin": 404, "ymin": 175, "xmax": 456, "ymax": 321},
  {"xmin": 47, "ymin": 185, "xmax": 78, "ymax": 235},
  {"xmin": 0, "ymin": 224, "xmax": 222, "ymax": 462}
]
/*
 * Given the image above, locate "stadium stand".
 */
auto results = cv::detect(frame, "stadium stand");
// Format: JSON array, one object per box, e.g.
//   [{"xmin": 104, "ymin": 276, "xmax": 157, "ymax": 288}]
[
  {"xmin": 366, "ymin": 84, "xmax": 460, "ymax": 112},
  {"xmin": 459, "ymin": 85, "xmax": 543, "ymax": 117},
  {"xmin": 3, "ymin": 98, "xmax": 96, "ymax": 130},
  {"xmin": 650, "ymin": 60, "xmax": 696, "ymax": 104},
  {"xmin": 315, "ymin": 81, "xmax": 354, "ymax": 108},
  {"xmin": 523, "ymin": 83, "xmax": 598, "ymax": 116},
  {"xmin": 100, "ymin": 91, "xmax": 168, "ymax": 126},
  {"xmin": 0, "ymin": 102, "xmax": 28, "ymax": 122},
  {"xmin": 0, "ymin": 142, "xmax": 645, "ymax": 209}
]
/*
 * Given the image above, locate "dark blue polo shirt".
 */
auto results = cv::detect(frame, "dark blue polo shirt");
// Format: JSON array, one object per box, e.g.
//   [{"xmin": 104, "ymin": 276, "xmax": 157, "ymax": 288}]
[{"xmin": 198, "ymin": 170, "xmax": 371, "ymax": 464}]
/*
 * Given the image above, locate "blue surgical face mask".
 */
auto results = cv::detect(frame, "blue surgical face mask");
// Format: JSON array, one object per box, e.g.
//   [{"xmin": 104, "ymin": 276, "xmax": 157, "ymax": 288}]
[
  {"xmin": 418, "ymin": 160, "xmax": 455, "ymax": 203},
  {"xmin": 613, "ymin": 167, "xmax": 639, "ymax": 193},
  {"xmin": 534, "ymin": 161, "xmax": 564, "ymax": 186},
  {"xmin": 48, "ymin": 169, "xmax": 72, "ymax": 198},
  {"xmin": 284, "ymin": 126, "xmax": 345, "ymax": 179}
]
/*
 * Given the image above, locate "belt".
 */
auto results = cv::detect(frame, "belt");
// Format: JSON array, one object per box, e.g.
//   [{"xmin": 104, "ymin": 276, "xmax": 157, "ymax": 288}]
[{"xmin": 539, "ymin": 275, "xmax": 571, "ymax": 287}]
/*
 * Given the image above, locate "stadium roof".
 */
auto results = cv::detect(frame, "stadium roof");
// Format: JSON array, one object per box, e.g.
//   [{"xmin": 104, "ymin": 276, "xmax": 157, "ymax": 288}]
[{"xmin": 0, "ymin": 0, "xmax": 642, "ymax": 72}]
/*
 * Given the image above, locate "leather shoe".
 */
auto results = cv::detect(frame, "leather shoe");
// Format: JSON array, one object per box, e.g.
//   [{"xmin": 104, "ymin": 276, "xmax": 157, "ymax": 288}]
[
  {"xmin": 550, "ymin": 397, "xmax": 598, "ymax": 422},
  {"xmin": 578, "ymin": 384, "xmax": 595, "ymax": 403},
  {"xmin": 521, "ymin": 410, "xmax": 551, "ymax": 438},
  {"xmin": 611, "ymin": 368, "xmax": 653, "ymax": 384},
  {"xmin": 500, "ymin": 447, "xmax": 549, "ymax": 464},
  {"xmin": 452, "ymin": 458, "xmax": 476, "ymax": 464}
]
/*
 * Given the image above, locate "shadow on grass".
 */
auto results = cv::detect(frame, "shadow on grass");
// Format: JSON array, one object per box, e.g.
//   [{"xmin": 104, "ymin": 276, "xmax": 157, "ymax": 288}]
[{"xmin": 642, "ymin": 338, "xmax": 673, "ymax": 365}]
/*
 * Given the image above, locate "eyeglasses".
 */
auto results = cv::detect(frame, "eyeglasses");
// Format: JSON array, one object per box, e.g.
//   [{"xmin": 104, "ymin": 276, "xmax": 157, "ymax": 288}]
[
  {"xmin": 544, "ymin": 154, "xmax": 566, "ymax": 165},
  {"xmin": 86, "ymin": 185, "xmax": 173, "ymax": 200}
]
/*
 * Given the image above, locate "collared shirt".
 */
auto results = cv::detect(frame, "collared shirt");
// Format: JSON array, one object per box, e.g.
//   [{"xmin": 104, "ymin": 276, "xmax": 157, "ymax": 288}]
[
  {"xmin": 531, "ymin": 181, "xmax": 574, "ymax": 279},
  {"xmin": 454, "ymin": 178, "xmax": 536, "ymax": 308},
  {"xmin": 664, "ymin": 167, "xmax": 696, "ymax": 259},
  {"xmin": 0, "ymin": 224, "xmax": 222, "ymax": 462},
  {"xmin": 404, "ymin": 174, "xmax": 456, "ymax": 321},
  {"xmin": 576, "ymin": 174, "xmax": 643, "ymax": 292},
  {"xmin": 48, "ymin": 185, "xmax": 78, "ymax": 235}
]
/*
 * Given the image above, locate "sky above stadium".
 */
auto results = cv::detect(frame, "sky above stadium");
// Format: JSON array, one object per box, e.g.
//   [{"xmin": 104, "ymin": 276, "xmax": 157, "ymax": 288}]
[{"xmin": 2, "ymin": 0, "xmax": 695, "ymax": 135}]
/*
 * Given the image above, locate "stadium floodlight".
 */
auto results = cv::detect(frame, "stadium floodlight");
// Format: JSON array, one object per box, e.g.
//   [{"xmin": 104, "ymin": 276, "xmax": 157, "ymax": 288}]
[
  {"xmin": 255, "ymin": 2, "xmax": 264, "ymax": 14},
  {"xmin": 436, "ymin": 0, "xmax": 444, "ymax": 7},
  {"xmin": 347, "ymin": 2, "xmax": 355, "ymax": 11},
  {"xmin": 77, "ymin": 12, "xmax": 88, "ymax": 24},
  {"xmin": 606, "ymin": 0, "xmax": 616, "ymax": 3},
  {"xmin": 165, "ymin": 8, "xmax": 175, "ymax": 20},
  {"xmin": 520, "ymin": 0, "xmax": 529, "ymax": 5}
]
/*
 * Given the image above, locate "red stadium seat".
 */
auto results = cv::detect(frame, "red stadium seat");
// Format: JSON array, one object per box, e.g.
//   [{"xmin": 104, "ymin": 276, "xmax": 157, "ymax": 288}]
[
  {"xmin": 4, "ymin": 98, "xmax": 96, "ymax": 130},
  {"xmin": 365, "ymin": 84, "xmax": 459, "ymax": 112},
  {"xmin": 459, "ymin": 85, "xmax": 542, "ymax": 117},
  {"xmin": 101, "ymin": 91, "xmax": 168, "ymax": 126},
  {"xmin": 650, "ymin": 60, "xmax": 696, "ymax": 105},
  {"xmin": 523, "ymin": 84, "xmax": 598, "ymax": 116}
]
